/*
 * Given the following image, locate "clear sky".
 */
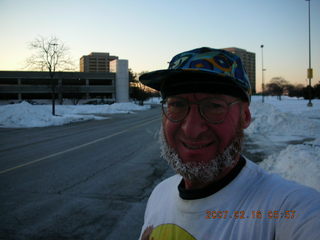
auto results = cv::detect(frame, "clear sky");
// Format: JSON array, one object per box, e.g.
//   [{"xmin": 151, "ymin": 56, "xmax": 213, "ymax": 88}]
[{"xmin": 0, "ymin": 0, "xmax": 319, "ymax": 92}]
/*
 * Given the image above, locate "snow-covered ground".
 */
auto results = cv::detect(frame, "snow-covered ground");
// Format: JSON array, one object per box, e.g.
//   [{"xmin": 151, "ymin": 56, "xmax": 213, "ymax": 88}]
[
  {"xmin": 247, "ymin": 96, "xmax": 320, "ymax": 191},
  {"xmin": 0, "ymin": 96, "xmax": 319, "ymax": 191},
  {"xmin": 0, "ymin": 101, "xmax": 150, "ymax": 128}
]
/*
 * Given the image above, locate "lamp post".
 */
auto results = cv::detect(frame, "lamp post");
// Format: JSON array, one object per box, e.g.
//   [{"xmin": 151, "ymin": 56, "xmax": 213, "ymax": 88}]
[
  {"xmin": 306, "ymin": 0, "xmax": 313, "ymax": 107},
  {"xmin": 261, "ymin": 45, "xmax": 266, "ymax": 103},
  {"xmin": 49, "ymin": 43, "xmax": 58, "ymax": 115}
]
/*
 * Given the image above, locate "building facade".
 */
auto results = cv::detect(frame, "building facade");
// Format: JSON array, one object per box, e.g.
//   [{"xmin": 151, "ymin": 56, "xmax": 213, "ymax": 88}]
[
  {"xmin": 80, "ymin": 52, "xmax": 118, "ymax": 73},
  {"xmin": 0, "ymin": 71, "xmax": 116, "ymax": 102},
  {"xmin": 223, "ymin": 47, "xmax": 256, "ymax": 94},
  {"xmin": 1, "ymin": 51, "xmax": 129, "ymax": 103}
]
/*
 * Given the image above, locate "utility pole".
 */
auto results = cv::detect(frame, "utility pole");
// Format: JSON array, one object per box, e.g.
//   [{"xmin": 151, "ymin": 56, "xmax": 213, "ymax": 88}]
[
  {"xmin": 261, "ymin": 45, "xmax": 266, "ymax": 103},
  {"xmin": 306, "ymin": 0, "xmax": 313, "ymax": 107},
  {"xmin": 49, "ymin": 43, "xmax": 58, "ymax": 115}
]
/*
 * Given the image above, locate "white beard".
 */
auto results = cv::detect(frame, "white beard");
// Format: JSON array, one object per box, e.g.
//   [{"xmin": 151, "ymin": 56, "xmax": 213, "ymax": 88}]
[{"xmin": 159, "ymin": 125, "xmax": 244, "ymax": 184}]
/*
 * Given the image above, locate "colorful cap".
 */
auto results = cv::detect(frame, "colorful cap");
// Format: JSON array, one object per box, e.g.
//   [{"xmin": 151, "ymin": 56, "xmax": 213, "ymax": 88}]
[{"xmin": 139, "ymin": 47, "xmax": 251, "ymax": 102}]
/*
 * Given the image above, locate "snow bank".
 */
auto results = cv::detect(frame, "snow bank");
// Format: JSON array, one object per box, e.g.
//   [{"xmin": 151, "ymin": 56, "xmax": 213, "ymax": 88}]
[
  {"xmin": 247, "ymin": 96, "xmax": 320, "ymax": 191},
  {"xmin": 260, "ymin": 144, "xmax": 320, "ymax": 191},
  {"xmin": 246, "ymin": 101, "xmax": 320, "ymax": 138},
  {"xmin": 0, "ymin": 101, "xmax": 150, "ymax": 128},
  {"xmin": 144, "ymin": 97, "xmax": 161, "ymax": 104}
]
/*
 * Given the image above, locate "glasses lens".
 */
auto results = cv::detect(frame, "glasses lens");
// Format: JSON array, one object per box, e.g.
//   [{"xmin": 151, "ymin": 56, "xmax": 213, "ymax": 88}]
[
  {"xmin": 163, "ymin": 97, "xmax": 188, "ymax": 122},
  {"xmin": 200, "ymin": 98, "xmax": 228, "ymax": 123}
]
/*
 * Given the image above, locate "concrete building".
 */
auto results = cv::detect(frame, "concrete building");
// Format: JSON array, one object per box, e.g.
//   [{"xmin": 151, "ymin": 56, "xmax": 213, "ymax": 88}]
[
  {"xmin": 80, "ymin": 52, "xmax": 118, "ymax": 73},
  {"xmin": 0, "ymin": 52, "xmax": 129, "ymax": 103},
  {"xmin": 223, "ymin": 47, "xmax": 256, "ymax": 94},
  {"xmin": 0, "ymin": 60, "xmax": 129, "ymax": 103},
  {"xmin": 0, "ymin": 71, "xmax": 116, "ymax": 102}
]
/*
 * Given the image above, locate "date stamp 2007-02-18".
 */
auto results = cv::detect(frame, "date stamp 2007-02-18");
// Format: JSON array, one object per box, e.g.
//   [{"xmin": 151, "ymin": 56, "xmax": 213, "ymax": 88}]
[{"xmin": 206, "ymin": 210, "xmax": 296, "ymax": 220}]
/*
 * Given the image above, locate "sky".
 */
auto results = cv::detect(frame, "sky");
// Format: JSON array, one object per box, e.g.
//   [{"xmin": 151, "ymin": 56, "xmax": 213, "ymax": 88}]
[{"xmin": 0, "ymin": 0, "xmax": 319, "ymax": 92}]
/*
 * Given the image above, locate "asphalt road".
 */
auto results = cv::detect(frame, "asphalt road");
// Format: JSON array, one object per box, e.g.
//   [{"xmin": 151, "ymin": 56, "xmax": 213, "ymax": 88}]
[{"xmin": 0, "ymin": 105, "xmax": 173, "ymax": 240}]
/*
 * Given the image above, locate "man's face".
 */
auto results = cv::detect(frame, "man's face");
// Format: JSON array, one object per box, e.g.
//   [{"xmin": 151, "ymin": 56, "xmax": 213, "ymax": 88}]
[{"xmin": 162, "ymin": 93, "xmax": 251, "ymax": 166}]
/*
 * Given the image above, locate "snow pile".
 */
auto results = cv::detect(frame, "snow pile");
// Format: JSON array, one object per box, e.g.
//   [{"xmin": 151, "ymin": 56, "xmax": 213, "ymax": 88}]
[
  {"xmin": 247, "ymin": 100, "xmax": 320, "ymax": 138},
  {"xmin": 144, "ymin": 97, "xmax": 161, "ymax": 104},
  {"xmin": 260, "ymin": 144, "xmax": 320, "ymax": 191},
  {"xmin": 0, "ymin": 101, "xmax": 150, "ymax": 128},
  {"xmin": 63, "ymin": 102, "xmax": 150, "ymax": 115},
  {"xmin": 247, "ymin": 96, "xmax": 320, "ymax": 191}
]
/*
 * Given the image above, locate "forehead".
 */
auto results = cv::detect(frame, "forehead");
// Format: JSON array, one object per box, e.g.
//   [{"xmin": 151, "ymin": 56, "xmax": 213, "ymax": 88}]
[{"xmin": 167, "ymin": 93, "xmax": 238, "ymax": 102}]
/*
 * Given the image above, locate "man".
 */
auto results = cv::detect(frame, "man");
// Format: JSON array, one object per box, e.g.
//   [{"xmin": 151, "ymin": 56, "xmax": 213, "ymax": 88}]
[{"xmin": 139, "ymin": 47, "xmax": 320, "ymax": 240}]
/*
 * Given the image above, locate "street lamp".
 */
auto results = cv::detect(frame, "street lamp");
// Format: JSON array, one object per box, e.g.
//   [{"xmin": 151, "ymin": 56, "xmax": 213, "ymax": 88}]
[
  {"xmin": 261, "ymin": 45, "xmax": 266, "ymax": 103},
  {"xmin": 49, "ymin": 42, "xmax": 58, "ymax": 115},
  {"xmin": 306, "ymin": 0, "xmax": 313, "ymax": 107}
]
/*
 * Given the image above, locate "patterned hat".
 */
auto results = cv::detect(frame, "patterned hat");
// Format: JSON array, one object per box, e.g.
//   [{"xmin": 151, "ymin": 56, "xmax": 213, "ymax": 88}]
[{"xmin": 140, "ymin": 47, "xmax": 251, "ymax": 102}]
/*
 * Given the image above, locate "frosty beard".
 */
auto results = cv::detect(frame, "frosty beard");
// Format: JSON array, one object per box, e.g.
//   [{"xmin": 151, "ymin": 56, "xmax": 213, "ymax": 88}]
[{"xmin": 159, "ymin": 124, "xmax": 244, "ymax": 185}]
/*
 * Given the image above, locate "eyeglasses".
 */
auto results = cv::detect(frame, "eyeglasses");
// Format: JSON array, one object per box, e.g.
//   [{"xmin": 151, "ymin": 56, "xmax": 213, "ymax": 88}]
[{"xmin": 161, "ymin": 96, "xmax": 240, "ymax": 124}]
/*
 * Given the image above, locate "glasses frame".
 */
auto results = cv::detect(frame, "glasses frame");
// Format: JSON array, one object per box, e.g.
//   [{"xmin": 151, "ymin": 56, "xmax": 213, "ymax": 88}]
[{"xmin": 161, "ymin": 96, "xmax": 240, "ymax": 124}]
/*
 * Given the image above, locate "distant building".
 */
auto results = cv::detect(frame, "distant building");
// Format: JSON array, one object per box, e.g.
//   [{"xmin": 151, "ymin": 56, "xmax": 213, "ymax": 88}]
[
  {"xmin": 80, "ymin": 52, "xmax": 119, "ymax": 73},
  {"xmin": 0, "ymin": 51, "xmax": 130, "ymax": 103},
  {"xmin": 0, "ymin": 71, "xmax": 116, "ymax": 102},
  {"xmin": 223, "ymin": 47, "xmax": 256, "ymax": 94},
  {"xmin": 0, "ymin": 57, "xmax": 129, "ymax": 103}
]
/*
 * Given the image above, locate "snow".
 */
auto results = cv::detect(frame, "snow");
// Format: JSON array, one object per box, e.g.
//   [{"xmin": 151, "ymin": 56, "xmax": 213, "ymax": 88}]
[
  {"xmin": 0, "ymin": 101, "xmax": 150, "ymax": 128},
  {"xmin": 247, "ymin": 96, "xmax": 320, "ymax": 191},
  {"xmin": 0, "ymin": 96, "xmax": 319, "ymax": 191},
  {"xmin": 260, "ymin": 144, "xmax": 320, "ymax": 191},
  {"xmin": 247, "ymin": 97, "xmax": 320, "ymax": 141}
]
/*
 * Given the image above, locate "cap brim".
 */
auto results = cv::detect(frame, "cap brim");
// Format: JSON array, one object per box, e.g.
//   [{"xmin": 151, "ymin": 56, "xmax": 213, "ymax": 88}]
[
  {"xmin": 139, "ymin": 69, "xmax": 179, "ymax": 90},
  {"xmin": 140, "ymin": 69, "xmax": 232, "ymax": 89},
  {"xmin": 140, "ymin": 69, "xmax": 249, "ymax": 101}
]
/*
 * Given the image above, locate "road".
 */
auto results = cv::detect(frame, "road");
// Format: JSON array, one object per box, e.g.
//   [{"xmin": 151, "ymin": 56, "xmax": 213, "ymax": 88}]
[{"xmin": 0, "ymin": 105, "xmax": 173, "ymax": 240}]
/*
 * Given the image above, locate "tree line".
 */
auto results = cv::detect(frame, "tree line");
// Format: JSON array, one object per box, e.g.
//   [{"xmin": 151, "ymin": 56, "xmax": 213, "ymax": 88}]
[{"xmin": 264, "ymin": 77, "xmax": 320, "ymax": 100}]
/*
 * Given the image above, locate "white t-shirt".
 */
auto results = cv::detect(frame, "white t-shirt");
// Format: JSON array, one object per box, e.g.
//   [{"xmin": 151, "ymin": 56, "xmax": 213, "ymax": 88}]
[{"xmin": 140, "ymin": 158, "xmax": 320, "ymax": 240}]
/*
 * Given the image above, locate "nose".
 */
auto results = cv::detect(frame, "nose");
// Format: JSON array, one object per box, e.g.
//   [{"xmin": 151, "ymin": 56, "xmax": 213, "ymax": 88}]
[{"xmin": 180, "ymin": 104, "xmax": 208, "ymax": 139}]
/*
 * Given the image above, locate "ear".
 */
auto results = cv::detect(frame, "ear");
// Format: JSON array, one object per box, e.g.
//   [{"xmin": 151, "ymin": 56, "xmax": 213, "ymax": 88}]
[{"xmin": 241, "ymin": 103, "xmax": 251, "ymax": 129}]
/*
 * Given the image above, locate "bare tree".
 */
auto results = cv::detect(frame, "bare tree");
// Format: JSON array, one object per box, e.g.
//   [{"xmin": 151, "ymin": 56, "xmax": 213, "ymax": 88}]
[
  {"xmin": 265, "ymin": 77, "xmax": 290, "ymax": 100},
  {"xmin": 26, "ymin": 36, "xmax": 75, "ymax": 115}
]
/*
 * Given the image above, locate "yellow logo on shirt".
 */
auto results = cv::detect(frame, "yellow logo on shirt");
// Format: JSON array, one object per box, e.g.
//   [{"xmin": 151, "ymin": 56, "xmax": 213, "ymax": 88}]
[{"xmin": 149, "ymin": 224, "xmax": 196, "ymax": 240}]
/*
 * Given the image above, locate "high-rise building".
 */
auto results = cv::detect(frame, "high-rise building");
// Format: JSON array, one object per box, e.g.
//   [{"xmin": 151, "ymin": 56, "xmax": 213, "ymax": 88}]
[
  {"xmin": 223, "ymin": 47, "xmax": 256, "ymax": 94},
  {"xmin": 80, "ymin": 52, "xmax": 118, "ymax": 72}
]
